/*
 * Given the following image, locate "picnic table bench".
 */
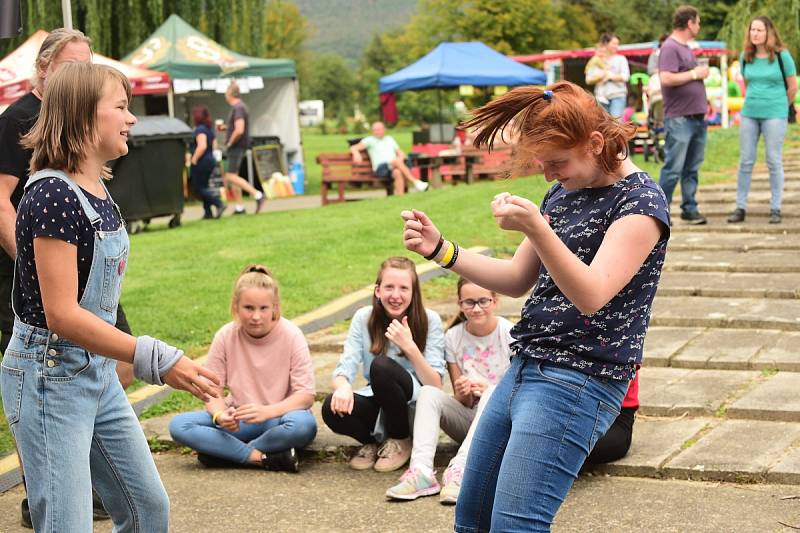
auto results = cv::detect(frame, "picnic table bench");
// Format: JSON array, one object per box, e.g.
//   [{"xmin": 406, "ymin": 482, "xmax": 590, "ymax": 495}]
[{"xmin": 317, "ymin": 151, "xmax": 392, "ymax": 205}]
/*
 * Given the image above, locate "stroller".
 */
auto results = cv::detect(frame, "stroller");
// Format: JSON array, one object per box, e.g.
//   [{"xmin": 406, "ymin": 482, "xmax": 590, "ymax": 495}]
[{"xmin": 643, "ymin": 76, "xmax": 665, "ymax": 163}]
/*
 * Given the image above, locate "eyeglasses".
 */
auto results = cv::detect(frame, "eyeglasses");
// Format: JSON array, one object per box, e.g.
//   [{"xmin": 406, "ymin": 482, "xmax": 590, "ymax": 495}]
[{"xmin": 459, "ymin": 298, "xmax": 494, "ymax": 310}]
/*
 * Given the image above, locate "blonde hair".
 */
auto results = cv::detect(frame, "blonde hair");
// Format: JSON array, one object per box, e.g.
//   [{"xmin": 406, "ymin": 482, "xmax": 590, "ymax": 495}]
[
  {"xmin": 743, "ymin": 16, "xmax": 785, "ymax": 63},
  {"xmin": 33, "ymin": 28, "xmax": 92, "ymax": 88},
  {"xmin": 231, "ymin": 264, "xmax": 281, "ymax": 321},
  {"xmin": 226, "ymin": 81, "xmax": 241, "ymax": 99},
  {"xmin": 22, "ymin": 62, "xmax": 131, "ymax": 180}
]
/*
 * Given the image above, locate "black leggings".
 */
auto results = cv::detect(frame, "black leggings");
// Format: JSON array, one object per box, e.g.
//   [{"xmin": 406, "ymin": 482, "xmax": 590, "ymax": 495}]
[
  {"xmin": 584, "ymin": 406, "xmax": 637, "ymax": 467},
  {"xmin": 322, "ymin": 356, "xmax": 414, "ymax": 443}
]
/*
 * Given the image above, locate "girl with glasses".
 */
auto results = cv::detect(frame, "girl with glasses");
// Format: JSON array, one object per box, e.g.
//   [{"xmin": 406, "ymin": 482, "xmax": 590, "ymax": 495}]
[{"xmin": 386, "ymin": 277, "xmax": 513, "ymax": 505}]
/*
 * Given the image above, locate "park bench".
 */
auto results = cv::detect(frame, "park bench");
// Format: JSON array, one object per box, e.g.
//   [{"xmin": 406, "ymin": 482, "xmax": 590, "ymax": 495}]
[{"xmin": 317, "ymin": 151, "xmax": 392, "ymax": 205}]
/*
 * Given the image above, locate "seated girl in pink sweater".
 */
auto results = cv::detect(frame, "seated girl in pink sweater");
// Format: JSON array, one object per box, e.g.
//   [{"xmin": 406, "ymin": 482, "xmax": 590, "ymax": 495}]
[{"xmin": 170, "ymin": 265, "xmax": 317, "ymax": 472}]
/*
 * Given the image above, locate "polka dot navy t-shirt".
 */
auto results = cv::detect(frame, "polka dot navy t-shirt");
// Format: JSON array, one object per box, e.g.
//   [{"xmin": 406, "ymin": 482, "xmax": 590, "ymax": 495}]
[{"xmin": 15, "ymin": 177, "xmax": 122, "ymax": 329}]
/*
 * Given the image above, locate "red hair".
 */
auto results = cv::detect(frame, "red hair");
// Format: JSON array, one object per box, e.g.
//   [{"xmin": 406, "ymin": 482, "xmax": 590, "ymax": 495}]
[
  {"xmin": 191, "ymin": 105, "xmax": 212, "ymax": 128},
  {"xmin": 462, "ymin": 81, "xmax": 637, "ymax": 176}
]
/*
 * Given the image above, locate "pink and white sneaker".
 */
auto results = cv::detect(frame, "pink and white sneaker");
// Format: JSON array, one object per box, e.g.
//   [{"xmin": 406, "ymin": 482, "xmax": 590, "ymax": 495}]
[{"xmin": 385, "ymin": 467, "xmax": 441, "ymax": 501}]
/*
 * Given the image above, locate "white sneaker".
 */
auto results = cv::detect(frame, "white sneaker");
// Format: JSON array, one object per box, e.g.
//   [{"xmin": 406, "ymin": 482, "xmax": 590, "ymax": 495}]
[
  {"xmin": 414, "ymin": 180, "xmax": 429, "ymax": 192},
  {"xmin": 439, "ymin": 464, "xmax": 463, "ymax": 505}
]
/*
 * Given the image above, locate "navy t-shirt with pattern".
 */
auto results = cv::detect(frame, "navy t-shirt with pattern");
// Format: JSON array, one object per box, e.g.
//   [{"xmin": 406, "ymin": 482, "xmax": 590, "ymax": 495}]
[
  {"xmin": 15, "ymin": 177, "xmax": 122, "ymax": 329},
  {"xmin": 510, "ymin": 172, "xmax": 671, "ymax": 381}
]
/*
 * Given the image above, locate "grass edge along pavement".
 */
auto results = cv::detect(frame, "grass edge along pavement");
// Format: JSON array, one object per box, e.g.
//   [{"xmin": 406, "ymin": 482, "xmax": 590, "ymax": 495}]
[{"xmin": 0, "ymin": 247, "xmax": 491, "ymax": 493}]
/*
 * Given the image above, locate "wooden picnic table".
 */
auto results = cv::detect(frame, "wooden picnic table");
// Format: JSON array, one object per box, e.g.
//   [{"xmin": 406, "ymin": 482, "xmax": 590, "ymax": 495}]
[{"xmin": 411, "ymin": 153, "xmax": 482, "ymax": 187}]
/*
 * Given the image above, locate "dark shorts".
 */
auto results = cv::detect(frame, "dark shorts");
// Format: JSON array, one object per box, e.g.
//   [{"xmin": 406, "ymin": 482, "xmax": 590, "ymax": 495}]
[
  {"xmin": 374, "ymin": 162, "xmax": 392, "ymax": 180},
  {"xmin": 225, "ymin": 147, "xmax": 246, "ymax": 174}
]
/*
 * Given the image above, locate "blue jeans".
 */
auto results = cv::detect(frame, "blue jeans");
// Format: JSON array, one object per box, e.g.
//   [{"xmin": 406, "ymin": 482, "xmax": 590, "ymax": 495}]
[
  {"xmin": 1, "ymin": 323, "xmax": 169, "ymax": 532},
  {"xmin": 737, "ymin": 116, "xmax": 787, "ymax": 211},
  {"xmin": 659, "ymin": 116, "xmax": 707, "ymax": 214},
  {"xmin": 603, "ymin": 96, "xmax": 627, "ymax": 119},
  {"xmin": 169, "ymin": 409, "xmax": 317, "ymax": 464},
  {"xmin": 454, "ymin": 357, "xmax": 629, "ymax": 533}
]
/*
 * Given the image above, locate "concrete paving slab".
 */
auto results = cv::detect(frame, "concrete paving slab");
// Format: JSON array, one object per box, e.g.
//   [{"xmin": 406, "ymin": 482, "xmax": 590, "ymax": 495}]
[
  {"xmin": 664, "ymin": 249, "xmax": 800, "ymax": 273},
  {"xmin": 668, "ymin": 232, "xmax": 800, "ymax": 251},
  {"xmin": 681, "ymin": 189, "xmax": 800, "ymax": 205},
  {"xmin": 768, "ymin": 444, "xmax": 800, "ymax": 484},
  {"xmin": 664, "ymin": 420, "xmax": 800, "ymax": 482},
  {"xmin": 669, "ymin": 219, "xmax": 800, "ymax": 233},
  {"xmin": 671, "ymin": 328, "xmax": 783, "ymax": 370},
  {"xmin": 688, "ymin": 206, "xmax": 799, "ymax": 219},
  {"xmin": 3, "ymin": 458, "xmax": 798, "ymax": 533},
  {"xmin": 703, "ymin": 180, "xmax": 800, "ymax": 192},
  {"xmin": 306, "ymin": 330, "xmax": 348, "ymax": 353},
  {"xmin": 590, "ymin": 416, "xmax": 712, "ymax": 477},
  {"xmin": 753, "ymin": 332, "xmax": 800, "ymax": 371},
  {"xmin": 727, "ymin": 372, "xmax": 800, "ymax": 422},
  {"xmin": 638, "ymin": 368, "xmax": 756, "ymax": 416},
  {"xmin": 642, "ymin": 326, "xmax": 704, "ymax": 367},
  {"xmin": 651, "ymin": 296, "xmax": 800, "ymax": 331},
  {"xmin": 658, "ymin": 271, "xmax": 800, "ymax": 299}
]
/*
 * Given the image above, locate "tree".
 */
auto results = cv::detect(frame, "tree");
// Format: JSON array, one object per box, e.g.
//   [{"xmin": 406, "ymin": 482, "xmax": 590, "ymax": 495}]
[
  {"xmin": 301, "ymin": 53, "xmax": 355, "ymax": 117},
  {"xmin": 718, "ymin": 0, "xmax": 800, "ymax": 57},
  {"xmin": 1, "ymin": 0, "xmax": 310, "ymax": 62}
]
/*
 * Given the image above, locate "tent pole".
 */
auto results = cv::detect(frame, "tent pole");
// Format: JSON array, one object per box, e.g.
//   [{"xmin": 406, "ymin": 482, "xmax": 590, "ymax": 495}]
[
  {"xmin": 721, "ymin": 54, "xmax": 729, "ymax": 129},
  {"xmin": 437, "ymin": 88, "xmax": 444, "ymax": 142},
  {"xmin": 167, "ymin": 87, "xmax": 175, "ymax": 118},
  {"xmin": 61, "ymin": 0, "xmax": 73, "ymax": 29}
]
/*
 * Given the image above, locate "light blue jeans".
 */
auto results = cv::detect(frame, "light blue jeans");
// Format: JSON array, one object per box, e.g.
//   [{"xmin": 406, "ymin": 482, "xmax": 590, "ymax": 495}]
[
  {"xmin": 1, "ymin": 323, "xmax": 169, "ymax": 532},
  {"xmin": 603, "ymin": 96, "xmax": 627, "ymax": 119},
  {"xmin": 454, "ymin": 356, "xmax": 629, "ymax": 533},
  {"xmin": 737, "ymin": 116, "xmax": 787, "ymax": 211},
  {"xmin": 169, "ymin": 409, "xmax": 317, "ymax": 464},
  {"xmin": 659, "ymin": 116, "xmax": 708, "ymax": 215}
]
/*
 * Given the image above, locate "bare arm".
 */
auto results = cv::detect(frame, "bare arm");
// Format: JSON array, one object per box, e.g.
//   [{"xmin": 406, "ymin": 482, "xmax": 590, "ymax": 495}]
[
  {"xmin": 350, "ymin": 141, "xmax": 367, "ymax": 163},
  {"xmin": 660, "ymin": 68, "xmax": 699, "ymax": 88},
  {"xmin": 447, "ymin": 362, "xmax": 472, "ymax": 407},
  {"xmin": 496, "ymin": 196, "xmax": 662, "ymax": 315},
  {"xmin": 402, "ymin": 209, "xmax": 541, "ymax": 297},
  {"xmin": 35, "ymin": 237, "xmax": 220, "ymax": 399},
  {"xmin": 227, "ymin": 118, "xmax": 245, "ymax": 148},
  {"xmin": 0, "ymin": 174, "xmax": 19, "ymax": 258},
  {"xmin": 787, "ymin": 75, "xmax": 797, "ymax": 106},
  {"xmin": 36, "ymin": 237, "xmax": 138, "ymax": 359},
  {"xmin": 191, "ymin": 133, "xmax": 207, "ymax": 166}
]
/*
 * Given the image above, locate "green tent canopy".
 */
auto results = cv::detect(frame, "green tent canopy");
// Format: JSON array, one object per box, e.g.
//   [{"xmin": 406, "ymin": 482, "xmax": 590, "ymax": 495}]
[{"xmin": 123, "ymin": 14, "xmax": 296, "ymax": 80}]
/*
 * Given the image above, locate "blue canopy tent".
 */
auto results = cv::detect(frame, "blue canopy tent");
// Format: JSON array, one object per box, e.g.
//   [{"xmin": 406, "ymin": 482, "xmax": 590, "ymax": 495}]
[{"xmin": 379, "ymin": 42, "xmax": 546, "ymax": 136}]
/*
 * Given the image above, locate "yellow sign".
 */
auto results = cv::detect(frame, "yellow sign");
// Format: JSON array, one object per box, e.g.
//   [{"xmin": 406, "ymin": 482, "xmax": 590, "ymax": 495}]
[
  {"xmin": 459, "ymin": 85, "xmax": 474, "ymax": 96},
  {"xmin": 493, "ymin": 86, "xmax": 508, "ymax": 96}
]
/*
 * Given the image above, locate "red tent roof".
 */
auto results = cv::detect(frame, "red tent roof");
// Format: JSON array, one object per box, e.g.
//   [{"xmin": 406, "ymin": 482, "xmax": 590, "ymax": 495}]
[{"xmin": 0, "ymin": 30, "xmax": 171, "ymax": 105}]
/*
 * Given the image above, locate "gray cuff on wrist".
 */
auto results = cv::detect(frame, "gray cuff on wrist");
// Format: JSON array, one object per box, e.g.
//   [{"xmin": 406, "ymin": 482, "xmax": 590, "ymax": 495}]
[{"xmin": 133, "ymin": 335, "xmax": 184, "ymax": 385}]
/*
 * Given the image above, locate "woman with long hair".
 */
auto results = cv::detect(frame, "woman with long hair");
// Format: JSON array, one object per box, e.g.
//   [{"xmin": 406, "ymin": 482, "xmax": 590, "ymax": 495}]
[{"xmin": 728, "ymin": 16, "xmax": 797, "ymax": 224}]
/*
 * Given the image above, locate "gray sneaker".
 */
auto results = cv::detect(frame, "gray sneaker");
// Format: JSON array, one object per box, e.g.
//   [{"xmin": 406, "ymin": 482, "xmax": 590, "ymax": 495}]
[
  {"xmin": 769, "ymin": 209, "xmax": 782, "ymax": 224},
  {"xmin": 727, "ymin": 208, "xmax": 745, "ymax": 223}
]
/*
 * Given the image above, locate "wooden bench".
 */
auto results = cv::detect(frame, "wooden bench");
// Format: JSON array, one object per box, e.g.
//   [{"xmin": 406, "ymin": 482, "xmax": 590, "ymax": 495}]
[{"xmin": 317, "ymin": 151, "xmax": 392, "ymax": 206}]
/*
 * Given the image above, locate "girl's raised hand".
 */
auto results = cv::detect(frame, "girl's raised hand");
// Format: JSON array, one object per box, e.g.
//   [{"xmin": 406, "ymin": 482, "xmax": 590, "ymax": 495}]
[
  {"xmin": 401, "ymin": 209, "xmax": 441, "ymax": 257},
  {"xmin": 491, "ymin": 193, "xmax": 544, "ymax": 234},
  {"xmin": 386, "ymin": 316, "xmax": 415, "ymax": 354}
]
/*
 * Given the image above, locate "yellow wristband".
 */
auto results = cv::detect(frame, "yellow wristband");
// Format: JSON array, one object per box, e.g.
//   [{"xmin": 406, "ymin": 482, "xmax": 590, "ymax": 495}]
[
  {"xmin": 211, "ymin": 410, "xmax": 224, "ymax": 425},
  {"xmin": 691, "ymin": 69, "xmax": 697, "ymax": 81},
  {"xmin": 438, "ymin": 241, "xmax": 455, "ymax": 266}
]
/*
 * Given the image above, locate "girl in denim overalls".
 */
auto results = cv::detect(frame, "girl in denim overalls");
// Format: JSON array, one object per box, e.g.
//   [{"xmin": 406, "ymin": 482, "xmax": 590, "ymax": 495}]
[
  {"xmin": 403, "ymin": 81, "xmax": 670, "ymax": 531},
  {"xmin": 0, "ymin": 63, "xmax": 220, "ymax": 532}
]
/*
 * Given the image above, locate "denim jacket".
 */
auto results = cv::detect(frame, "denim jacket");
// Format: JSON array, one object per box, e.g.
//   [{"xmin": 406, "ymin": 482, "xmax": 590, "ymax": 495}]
[{"xmin": 333, "ymin": 306, "xmax": 446, "ymax": 398}]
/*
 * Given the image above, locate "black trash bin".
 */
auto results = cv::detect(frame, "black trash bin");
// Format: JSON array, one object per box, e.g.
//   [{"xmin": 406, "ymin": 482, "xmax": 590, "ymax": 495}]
[{"xmin": 108, "ymin": 116, "xmax": 193, "ymax": 233}]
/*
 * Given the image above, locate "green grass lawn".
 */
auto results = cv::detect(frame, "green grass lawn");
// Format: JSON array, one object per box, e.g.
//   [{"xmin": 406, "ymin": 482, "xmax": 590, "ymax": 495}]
[{"xmin": 3, "ymin": 123, "xmax": 797, "ymax": 455}]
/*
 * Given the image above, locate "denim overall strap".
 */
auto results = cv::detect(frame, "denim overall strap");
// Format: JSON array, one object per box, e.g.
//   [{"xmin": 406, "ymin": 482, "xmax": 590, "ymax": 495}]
[
  {"xmin": 25, "ymin": 170, "xmax": 103, "ymax": 228},
  {"xmin": 21, "ymin": 170, "xmax": 129, "ymax": 325}
]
